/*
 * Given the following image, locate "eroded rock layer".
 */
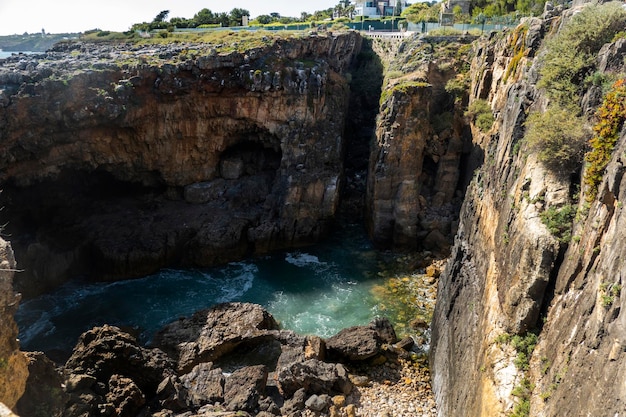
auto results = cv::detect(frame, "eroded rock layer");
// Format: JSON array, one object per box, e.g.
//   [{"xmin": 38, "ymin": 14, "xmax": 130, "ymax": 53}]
[{"xmin": 0, "ymin": 32, "xmax": 362, "ymax": 297}]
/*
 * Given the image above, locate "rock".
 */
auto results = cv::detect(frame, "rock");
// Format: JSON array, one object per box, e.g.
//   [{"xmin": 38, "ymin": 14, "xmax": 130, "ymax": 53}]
[
  {"xmin": 184, "ymin": 180, "xmax": 227, "ymax": 204},
  {"xmin": 180, "ymin": 363, "xmax": 224, "ymax": 407},
  {"xmin": 65, "ymin": 374, "xmax": 97, "ymax": 392},
  {"xmin": 15, "ymin": 352, "xmax": 67, "ymax": 417},
  {"xmin": 277, "ymin": 359, "xmax": 352, "ymax": 397},
  {"xmin": 305, "ymin": 393, "xmax": 330, "ymax": 412},
  {"xmin": 280, "ymin": 387, "xmax": 306, "ymax": 415},
  {"xmin": 0, "ymin": 403, "xmax": 19, "ymax": 417},
  {"xmin": 156, "ymin": 375, "xmax": 188, "ymax": 411},
  {"xmin": 153, "ymin": 303, "xmax": 280, "ymax": 373},
  {"xmin": 64, "ymin": 325, "xmax": 175, "ymax": 396},
  {"xmin": 106, "ymin": 375, "xmax": 146, "ymax": 417},
  {"xmin": 395, "ymin": 337, "xmax": 415, "ymax": 351},
  {"xmin": 0, "ymin": 238, "xmax": 28, "ymax": 409},
  {"xmin": 223, "ymin": 365, "xmax": 268, "ymax": 412},
  {"xmin": 326, "ymin": 317, "xmax": 396, "ymax": 362}
]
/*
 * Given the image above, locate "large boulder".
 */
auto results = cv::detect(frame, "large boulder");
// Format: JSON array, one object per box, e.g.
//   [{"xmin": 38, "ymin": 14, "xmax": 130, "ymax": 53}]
[
  {"xmin": 152, "ymin": 303, "xmax": 280, "ymax": 373},
  {"xmin": 326, "ymin": 317, "xmax": 397, "ymax": 362},
  {"xmin": 64, "ymin": 325, "xmax": 175, "ymax": 397},
  {"xmin": 276, "ymin": 359, "xmax": 352, "ymax": 398}
]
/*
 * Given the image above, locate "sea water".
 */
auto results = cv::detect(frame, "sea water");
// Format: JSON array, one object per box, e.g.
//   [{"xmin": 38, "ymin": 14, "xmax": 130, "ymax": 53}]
[{"xmin": 15, "ymin": 224, "xmax": 388, "ymax": 356}]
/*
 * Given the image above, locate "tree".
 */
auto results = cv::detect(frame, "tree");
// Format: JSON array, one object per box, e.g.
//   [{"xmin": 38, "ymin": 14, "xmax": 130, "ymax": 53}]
[
  {"xmin": 301, "ymin": 12, "xmax": 312, "ymax": 21},
  {"xmin": 153, "ymin": 10, "xmax": 169, "ymax": 23},
  {"xmin": 192, "ymin": 8, "xmax": 215, "ymax": 26},
  {"xmin": 256, "ymin": 14, "xmax": 274, "ymax": 24},
  {"xmin": 229, "ymin": 8, "xmax": 250, "ymax": 26},
  {"xmin": 401, "ymin": 2, "xmax": 437, "ymax": 22}
]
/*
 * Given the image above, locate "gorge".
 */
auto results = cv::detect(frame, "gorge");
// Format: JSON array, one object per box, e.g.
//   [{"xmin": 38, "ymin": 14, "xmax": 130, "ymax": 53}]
[{"xmin": 2, "ymin": 1, "xmax": 626, "ymax": 415}]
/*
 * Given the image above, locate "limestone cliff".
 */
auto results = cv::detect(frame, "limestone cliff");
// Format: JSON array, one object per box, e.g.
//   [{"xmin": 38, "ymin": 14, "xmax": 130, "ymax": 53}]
[
  {"xmin": 0, "ymin": 32, "xmax": 362, "ymax": 297},
  {"xmin": 431, "ymin": 3, "xmax": 626, "ymax": 416},
  {"xmin": 0, "ymin": 237, "xmax": 28, "ymax": 410}
]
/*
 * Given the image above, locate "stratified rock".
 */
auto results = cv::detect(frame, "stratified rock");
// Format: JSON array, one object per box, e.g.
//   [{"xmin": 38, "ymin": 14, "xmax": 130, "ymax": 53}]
[
  {"xmin": 223, "ymin": 365, "xmax": 268, "ymax": 412},
  {"xmin": 180, "ymin": 363, "xmax": 224, "ymax": 407},
  {"xmin": 152, "ymin": 303, "xmax": 279, "ymax": 373},
  {"xmin": 15, "ymin": 352, "xmax": 66, "ymax": 417},
  {"xmin": 0, "ymin": 33, "xmax": 362, "ymax": 297},
  {"xmin": 326, "ymin": 317, "xmax": 396, "ymax": 362},
  {"xmin": 276, "ymin": 359, "xmax": 352, "ymax": 398}
]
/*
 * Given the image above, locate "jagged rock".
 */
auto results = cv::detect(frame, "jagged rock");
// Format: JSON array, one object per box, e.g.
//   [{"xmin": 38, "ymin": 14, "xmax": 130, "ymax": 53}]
[
  {"xmin": 15, "ymin": 352, "xmax": 66, "ymax": 417},
  {"xmin": 223, "ymin": 365, "xmax": 268, "ymax": 412},
  {"xmin": 65, "ymin": 374, "xmax": 97, "ymax": 392},
  {"xmin": 106, "ymin": 375, "xmax": 146, "ymax": 417},
  {"xmin": 326, "ymin": 318, "xmax": 396, "ymax": 362},
  {"xmin": 0, "ymin": 238, "xmax": 28, "ymax": 410},
  {"xmin": 280, "ymin": 387, "xmax": 306, "ymax": 415},
  {"xmin": 65, "ymin": 325, "xmax": 175, "ymax": 396},
  {"xmin": 156, "ymin": 375, "xmax": 188, "ymax": 411},
  {"xmin": 153, "ymin": 303, "xmax": 280, "ymax": 373},
  {"xmin": 276, "ymin": 359, "xmax": 352, "ymax": 398},
  {"xmin": 180, "ymin": 363, "xmax": 224, "ymax": 407}
]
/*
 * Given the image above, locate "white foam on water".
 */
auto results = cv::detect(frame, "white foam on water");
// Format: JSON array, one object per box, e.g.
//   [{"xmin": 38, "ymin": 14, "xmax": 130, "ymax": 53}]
[{"xmin": 285, "ymin": 252, "xmax": 327, "ymax": 269}]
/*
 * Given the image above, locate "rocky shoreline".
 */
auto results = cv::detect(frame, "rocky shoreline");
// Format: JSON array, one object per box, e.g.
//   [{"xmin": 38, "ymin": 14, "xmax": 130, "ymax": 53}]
[{"xmin": 10, "ymin": 302, "xmax": 436, "ymax": 417}]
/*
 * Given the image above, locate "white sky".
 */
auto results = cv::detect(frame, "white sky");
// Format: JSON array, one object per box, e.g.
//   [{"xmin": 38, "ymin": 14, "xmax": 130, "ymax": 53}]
[{"xmin": 0, "ymin": 0, "xmax": 341, "ymax": 36}]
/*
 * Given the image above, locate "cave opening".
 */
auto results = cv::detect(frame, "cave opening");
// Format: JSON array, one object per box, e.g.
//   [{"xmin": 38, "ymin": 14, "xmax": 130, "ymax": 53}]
[{"xmin": 218, "ymin": 141, "xmax": 282, "ymax": 181}]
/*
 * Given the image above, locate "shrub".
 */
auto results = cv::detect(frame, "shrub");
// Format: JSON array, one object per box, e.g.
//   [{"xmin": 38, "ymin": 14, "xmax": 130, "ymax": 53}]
[
  {"xmin": 465, "ymin": 99, "xmax": 494, "ymax": 132},
  {"xmin": 540, "ymin": 204, "xmax": 576, "ymax": 243},
  {"xmin": 525, "ymin": 105, "xmax": 587, "ymax": 173},
  {"xmin": 584, "ymin": 79, "xmax": 626, "ymax": 201},
  {"xmin": 538, "ymin": 2, "xmax": 626, "ymax": 106}
]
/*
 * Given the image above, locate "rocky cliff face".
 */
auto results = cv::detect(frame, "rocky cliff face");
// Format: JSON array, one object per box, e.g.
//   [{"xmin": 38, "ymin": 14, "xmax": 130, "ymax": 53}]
[
  {"xmin": 0, "ymin": 237, "xmax": 28, "ymax": 410},
  {"xmin": 0, "ymin": 32, "xmax": 362, "ymax": 297},
  {"xmin": 431, "ymin": 4, "xmax": 626, "ymax": 416},
  {"xmin": 366, "ymin": 36, "xmax": 473, "ymax": 251}
]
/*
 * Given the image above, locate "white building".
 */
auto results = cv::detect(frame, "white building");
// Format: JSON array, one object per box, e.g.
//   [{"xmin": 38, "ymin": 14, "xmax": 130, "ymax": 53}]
[{"xmin": 354, "ymin": 1, "xmax": 409, "ymax": 18}]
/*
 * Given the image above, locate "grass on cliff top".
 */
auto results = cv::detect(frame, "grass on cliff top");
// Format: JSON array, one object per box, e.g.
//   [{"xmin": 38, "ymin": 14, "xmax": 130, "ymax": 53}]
[{"xmin": 79, "ymin": 29, "xmax": 317, "ymax": 53}]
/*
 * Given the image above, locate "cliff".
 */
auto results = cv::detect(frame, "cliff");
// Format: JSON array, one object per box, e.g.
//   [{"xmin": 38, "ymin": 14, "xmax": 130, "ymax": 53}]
[
  {"xmin": 0, "ymin": 237, "xmax": 28, "ymax": 410},
  {"xmin": 0, "ymin": 32, "xmax": 362, "ymax": 297},
  {"xmin": 431, "ymin": 3, "xmax": 626, "ymax": 416},
  {"xmin": 366, "ymin": 36, "xmax": 474, "ymax": 252}
]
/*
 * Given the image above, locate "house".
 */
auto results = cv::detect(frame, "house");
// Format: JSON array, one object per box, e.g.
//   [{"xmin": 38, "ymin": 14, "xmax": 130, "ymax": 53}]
[{"xmin": 353, "ymin": 1, "xmax": 409, "ymax": 18}]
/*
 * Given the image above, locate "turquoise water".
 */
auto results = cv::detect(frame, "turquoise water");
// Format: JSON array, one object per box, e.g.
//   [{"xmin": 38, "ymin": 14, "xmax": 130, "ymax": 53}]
[{"xmin": 15, "ymin": 225, "xmax": 386, "ymax": 355}]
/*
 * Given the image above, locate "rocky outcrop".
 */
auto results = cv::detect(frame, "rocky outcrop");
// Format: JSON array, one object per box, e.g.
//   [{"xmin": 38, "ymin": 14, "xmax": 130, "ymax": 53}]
[
  {"xmin": 0, "ymin": 238, "xmax": 28, "ymax": 411},
  {"xmin": 50, "ymin": 303, "xmax": 410, "ymax": 416},
  {"xmin": 366, "ymin": 35, "xmax": 472, "ymax": 251},
  {"xmin": 431, "ymin": 4, "xmax": 626, "ymax": 417},
  {"xmin": 0, "ymin": 32, "xmax": 362, "ymax": 297}
]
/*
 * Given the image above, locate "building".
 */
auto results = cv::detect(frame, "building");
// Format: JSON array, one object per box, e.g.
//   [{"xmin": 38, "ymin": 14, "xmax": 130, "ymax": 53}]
[{"xmin": 354, "ymin": 1, "xmax": 409, "ymax": 18}]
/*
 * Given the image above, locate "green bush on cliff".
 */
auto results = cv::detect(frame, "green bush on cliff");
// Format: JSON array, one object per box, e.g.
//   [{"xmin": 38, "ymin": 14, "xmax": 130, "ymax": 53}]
[
  {"xmin": 525, "ymin": 105, "xmax": 587, "ymax": 173},
  {"xmin": 538, "ymin": 2, "xmax": 626, "ymax": 106},
  {"xmin": 465, "ymin": 99, "xmax": 494, "ymax": 132},
  {"xmin": 584, "ymin": 79, "xmax": 626, "ymax": 202},
  {"xmin": 540, "ymin": 204, "xmax": 576, "ymax": 243}
]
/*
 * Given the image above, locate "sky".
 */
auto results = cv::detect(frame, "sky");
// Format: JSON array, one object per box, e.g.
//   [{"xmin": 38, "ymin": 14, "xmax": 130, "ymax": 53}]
[{"xmin": 0, "ymin": 0, "xmax": 341, "ymax": 36}]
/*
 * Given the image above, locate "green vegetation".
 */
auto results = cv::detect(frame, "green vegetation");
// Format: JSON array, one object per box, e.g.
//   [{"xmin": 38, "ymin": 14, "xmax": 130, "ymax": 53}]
[
  {"xmin": 496, "ymin": 332, "xmax": 538, "ymax": 417},
  {"xmin": 503, "ymin": 24, "xmax": 528, "ymax": 83},
  {"xmin": 524, "ymin": 105, "xmax": 587, "ymax": 173},
  {"xmin": 538, "ymin": 2, "xmax": 626, "ymax": 107},
  {"xmin": 539, "ymin": 204, "xmax": 576, "ymax": 243},
  {"xmin": 599, "ymin": 281, "xmax": 622, "ymax": 308},
  {"xmin": 380, "ymin": 80, "xmax": 431, "ymax": 105},
  {"xmin": 465, "ymin": 99, "xmax": 494, "ymax": 133},
  {"xmin": 584, "ymin": 79, "xmax": 626, "ymax": 202}
]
